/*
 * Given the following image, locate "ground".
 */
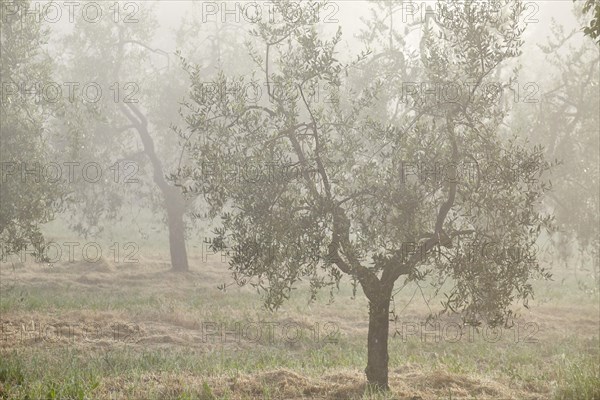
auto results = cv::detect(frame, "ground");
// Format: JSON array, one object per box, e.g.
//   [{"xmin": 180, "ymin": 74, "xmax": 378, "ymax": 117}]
[{"xmin": 0, "ymin": 239, "xmax": 598, "ymax": 399}]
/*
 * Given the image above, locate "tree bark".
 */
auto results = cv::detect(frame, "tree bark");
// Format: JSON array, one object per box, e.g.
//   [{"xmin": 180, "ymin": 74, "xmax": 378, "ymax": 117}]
[
  {"xmin": 165, "ymin": 188, "xmax": 189, "ymax": 272},
  {"xmin": 365, "ymin": 287, "xmax": 392, "ymax": 391}
]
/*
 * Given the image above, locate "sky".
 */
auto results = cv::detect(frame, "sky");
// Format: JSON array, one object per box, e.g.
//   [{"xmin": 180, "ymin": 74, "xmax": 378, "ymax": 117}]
[{"xmin": 149, "ymin": 0, "xmax": 583, "ymax": 61}]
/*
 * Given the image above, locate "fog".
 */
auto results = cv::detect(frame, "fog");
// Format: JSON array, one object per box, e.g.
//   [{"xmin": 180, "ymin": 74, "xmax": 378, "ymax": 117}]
[{"xmin": 1, "ymin": 0, "xmax": 598, "ymax": 398}]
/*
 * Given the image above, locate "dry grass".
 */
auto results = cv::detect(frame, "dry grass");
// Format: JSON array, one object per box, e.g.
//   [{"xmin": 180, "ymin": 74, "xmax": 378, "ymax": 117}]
[{"xmin": 0, "ymin": 252, "xmax": 598, "ymax": 399}]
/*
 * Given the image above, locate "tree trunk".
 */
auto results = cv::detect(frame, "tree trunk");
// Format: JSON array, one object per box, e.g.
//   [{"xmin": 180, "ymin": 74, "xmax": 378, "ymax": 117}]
[
  {"xmin": 118, "ymin": 103, "xmax": 190, "ymax": 273},
  {"xmin": 165, "ymin": 188, "xmax": 189, "ymax": 272},
  {"xmin": 365, "ymin": 290, "xmax": 392, "ymax": 390}
]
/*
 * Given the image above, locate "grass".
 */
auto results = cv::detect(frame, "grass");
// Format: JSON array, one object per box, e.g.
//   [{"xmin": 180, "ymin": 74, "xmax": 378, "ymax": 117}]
[
  {"xmin": 2, "ymin": 343, "xmax": 597, "ymax": 399},
  {"xmin": 0, "ymin": 218, "xmax": 598, "ymax": 399},
  {"xmin": 554, "ymin": 355, "xmax": 600, "ymax": 400},
  {"xmin": 1, "ymin": 274, "xmax": 597, "ymax": 399}
]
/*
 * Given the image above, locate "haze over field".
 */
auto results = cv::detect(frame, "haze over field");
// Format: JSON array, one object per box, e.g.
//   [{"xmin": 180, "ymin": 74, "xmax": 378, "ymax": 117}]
[{"xmin": 1, "ymin": 1, "xmax": 599, "ymax": 399}]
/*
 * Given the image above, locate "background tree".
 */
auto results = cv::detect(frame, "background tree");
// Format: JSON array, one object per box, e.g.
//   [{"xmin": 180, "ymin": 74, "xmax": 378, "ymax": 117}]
[
  {"xmin": 0, "ymin": 0, "xmax": 65, "ymax": 261},
  {"xmin": 53, "ymin": 3, "xmax": 194, "ymax": 271},
  {"xmin": 527, "ymin": 5, "xmax": 599, "ymax": 293},
  {"xmin": 52, "ymin": 2, "xmax": 254, "ymax": 271},
  {"xmin": 176, "ymin": 0, "xmax": 554, "ymax": 390},
  {"xmin": 352, "ymin": 0, "xmax": 420, "ymax": 126}
]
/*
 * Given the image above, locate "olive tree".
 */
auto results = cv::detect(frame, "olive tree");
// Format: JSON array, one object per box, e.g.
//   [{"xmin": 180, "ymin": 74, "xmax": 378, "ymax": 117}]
[
  {"xmin": 176, "ymin": 0, "xmax": 554, "ymax": 390},
  {"xmin": 54, "ymin": 2, "xmax": 255, "ymax": 271},
  {"xmin": 0, "ymin": 0, "xmax": 65, "ymax": 260},
  {"xmin": 50, "ymin": 3, "xmax": 195, "ymax": 270},
  {"xmin": 529, "ymin": 7, "xmax": 599, "ymax": 291}
]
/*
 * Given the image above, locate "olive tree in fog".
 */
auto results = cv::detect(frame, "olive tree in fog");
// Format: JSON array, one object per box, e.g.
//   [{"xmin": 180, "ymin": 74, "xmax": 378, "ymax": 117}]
[
  {"xmin": 55, "ymin": 3, "xmax": 253, "ymax": 272},
  {"xmin": 51, "ymin": 3, "xmax": 192, "ymax": 271},
  {"xmin": 528, "ymin": 6, "xmax": 599, "ymax": 290},
  {"xmin": 176, "ymin": 0, "xmax": 554, "ymax": 390},
  {"xmin": 0, "ymin": 0, "xmax": 65, "ymax": 259}
]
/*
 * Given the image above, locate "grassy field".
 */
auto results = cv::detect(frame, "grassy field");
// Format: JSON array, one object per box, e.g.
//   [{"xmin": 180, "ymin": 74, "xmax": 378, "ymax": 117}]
[{"xmin": 0, "ymin": 223, "xmax": 598, "ymax": 399}]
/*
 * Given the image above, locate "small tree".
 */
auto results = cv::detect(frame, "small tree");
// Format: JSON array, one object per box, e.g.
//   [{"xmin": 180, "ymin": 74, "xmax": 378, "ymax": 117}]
[{"xmin": 176, "ymin": 0, "xmax": 554, "ymax": 390}]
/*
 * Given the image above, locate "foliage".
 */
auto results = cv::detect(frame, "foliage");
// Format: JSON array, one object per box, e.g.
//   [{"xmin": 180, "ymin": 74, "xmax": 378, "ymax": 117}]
[
  {"xmin": 529, "ymin": 8, "xmax": 600, "ymax": 293},
  {"xmin": 51, "ymin": 2, "xmax": 161, "ymax": 238},
  {"xmin": 0, "ymin": 0, "xmax": 65, "ymax": 259},
  {"xmin": 577, "ymin": 0, "xmax": 600, "ymax": 44},
  {"xmin": 177, "ymin": 0, "xmax": 554, "ymax": 327}
]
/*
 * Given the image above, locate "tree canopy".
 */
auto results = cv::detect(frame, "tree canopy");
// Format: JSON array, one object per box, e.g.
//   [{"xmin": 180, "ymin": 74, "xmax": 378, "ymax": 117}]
[{"xmin": 175, "ymin": 0, "xmax": 555, "ymax": 389}]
